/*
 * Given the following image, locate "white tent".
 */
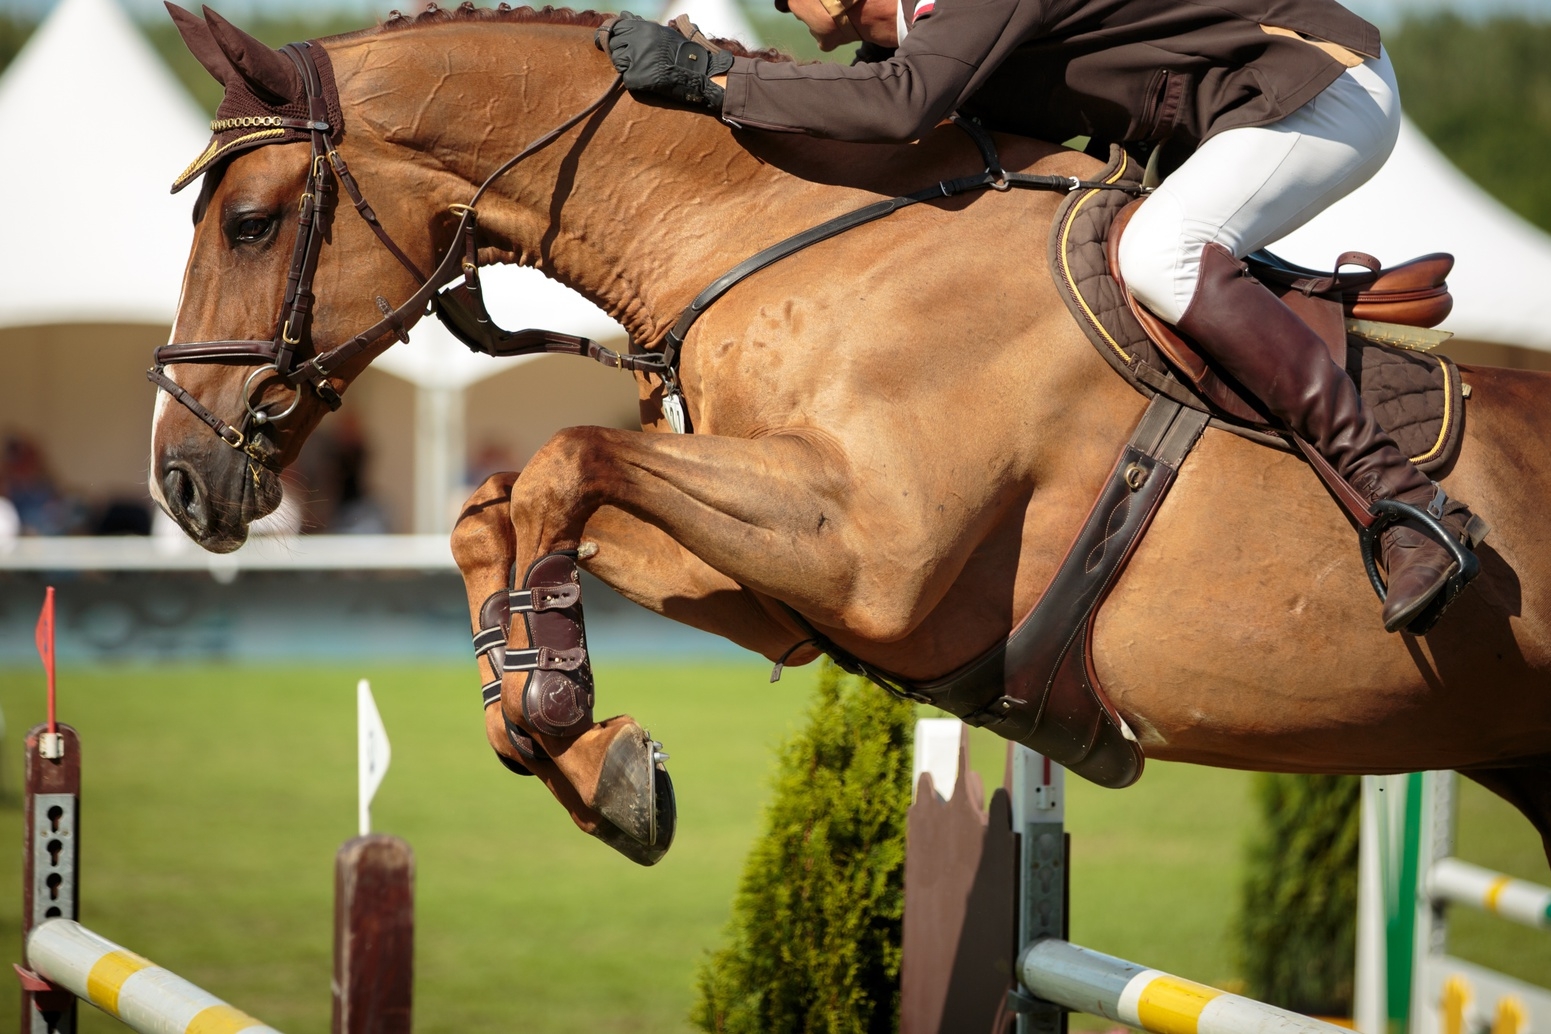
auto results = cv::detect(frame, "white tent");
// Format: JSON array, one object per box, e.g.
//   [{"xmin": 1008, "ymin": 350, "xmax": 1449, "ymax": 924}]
[
  {"xmin": 1275, "ymin": 117, "xmax": 1551, "ymax": 351},
  {"xmin": 0, "ymin": 0, "xmax": 635, "ymax": 536},
  {"xmin": 0, "ymin": 0, "xmax": 208, "ymax": 328},
  {"xmin": 664, "ymin": 0, "xmax": 761, "ymax": 44}
]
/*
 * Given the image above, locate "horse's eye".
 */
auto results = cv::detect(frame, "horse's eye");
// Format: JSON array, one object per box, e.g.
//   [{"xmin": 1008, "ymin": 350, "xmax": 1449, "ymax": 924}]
[{"xmin": 232, "ymin": 214, "xmax": 273, "ymax": 244}]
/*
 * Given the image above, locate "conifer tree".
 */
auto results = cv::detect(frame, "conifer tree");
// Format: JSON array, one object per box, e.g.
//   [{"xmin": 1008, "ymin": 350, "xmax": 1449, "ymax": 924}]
[
  {"xmin": 694, "ymin": 661, "xmax": 916, "ymax": 1034},
  {"xmin": 1235, "ymin": 774, "xmax": 1360, "ymax": 1017}
]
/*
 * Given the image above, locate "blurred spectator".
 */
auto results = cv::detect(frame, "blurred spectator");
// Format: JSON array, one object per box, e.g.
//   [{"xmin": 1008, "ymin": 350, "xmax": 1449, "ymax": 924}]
[
  {"xmin": 467, "ymin": 440, "xmax": 521, "ymax": 489},
  {"xmin": 93, "ymin": 499, "xmax": 152, "ymax": 536},
  {"xmin": 327, "ymin": 414, "xmax": 390, "ymax": 534},
  {"xmin": 1, "ymin": 435, "xmax": 85, "ymax": 535},
  {"xmin": 290, "ymin": 414, "xmax": 392, "ymax": 534}
]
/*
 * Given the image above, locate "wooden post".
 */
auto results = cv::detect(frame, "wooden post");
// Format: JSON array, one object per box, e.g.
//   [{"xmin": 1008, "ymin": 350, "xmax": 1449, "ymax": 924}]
[
  {"xmin": 332, "ymin": 834, "xmax": 414, "ymax": 1034},
  {"xmin": 900, "ymin": 724, "xmax": 1018, "ymax": 1034},
  {"xmin": 20, "ymin": 722, "xmax": 81, "ymax": 1034}
]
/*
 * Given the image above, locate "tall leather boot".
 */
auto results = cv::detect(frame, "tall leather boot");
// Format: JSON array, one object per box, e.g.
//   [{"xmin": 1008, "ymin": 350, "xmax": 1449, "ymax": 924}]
[{"xmin": 1176, "ymin": 243, "xmax": 1481, "ymax": 633}]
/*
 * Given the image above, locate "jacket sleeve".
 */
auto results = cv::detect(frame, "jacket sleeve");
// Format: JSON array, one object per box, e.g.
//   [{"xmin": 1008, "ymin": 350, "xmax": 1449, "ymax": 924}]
[{"xmin": 721, "ymin": 0, "xmax": 1027, "ymax": 142}]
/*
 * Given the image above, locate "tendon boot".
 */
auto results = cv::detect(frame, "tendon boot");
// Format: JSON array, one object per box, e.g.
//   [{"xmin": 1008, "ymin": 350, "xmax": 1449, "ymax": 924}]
[
  {"xmin": 472, "ymin": 588, "xmax": 541, "ymax": 773},
  {"xmin": 508, "ymin": 552, "xmax": 593, "ymax": 737},
  {"xmin": 1176, "ymin": 243, "xmax": 1484, "ymax": 633},
  {"xmin": 473, "ymin": 552, "xmax": 677, "ymax": 865}
]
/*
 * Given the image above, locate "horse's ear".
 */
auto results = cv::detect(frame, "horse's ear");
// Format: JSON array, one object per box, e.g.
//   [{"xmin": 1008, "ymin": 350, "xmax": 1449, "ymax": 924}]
[
  {"xmin": 165, "ymin": 2, "xmax": 231, "ymax": 87},
  {"xmin": 200, "ymin": 5, "xmax": 302, "ymax": 107}
]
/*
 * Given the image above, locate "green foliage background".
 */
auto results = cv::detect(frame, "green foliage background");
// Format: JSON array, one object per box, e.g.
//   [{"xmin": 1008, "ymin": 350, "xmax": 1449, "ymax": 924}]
[
  {"xmin": 1386, "ymin": 15, "xmax": 1551, "ymax": 234},
  {"xmin": 1234, "ymin": 774, "xmax": 1361, "ymax": 1017},
  {"xmin": 693, "ymin": 662, "xmax": 915, "ymax": 1034},
  {"xmin": 4, "ymin": 4, "xmax": 1551, "ymax": 241}
]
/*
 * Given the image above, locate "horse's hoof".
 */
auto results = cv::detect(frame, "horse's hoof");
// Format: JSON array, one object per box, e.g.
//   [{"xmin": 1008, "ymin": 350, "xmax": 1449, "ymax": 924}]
[{"xmin": 587, "ymin": 725, "xmax": 677, "ymax": 866}]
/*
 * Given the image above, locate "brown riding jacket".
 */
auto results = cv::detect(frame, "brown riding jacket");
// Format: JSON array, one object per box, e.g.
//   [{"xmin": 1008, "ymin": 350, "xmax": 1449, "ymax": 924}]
[{"xmin": 721, "ymin": 0, "xmax": 1380, "ymax": 158}]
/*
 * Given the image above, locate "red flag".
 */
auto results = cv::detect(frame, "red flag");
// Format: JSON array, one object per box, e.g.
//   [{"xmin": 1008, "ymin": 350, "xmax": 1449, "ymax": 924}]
[{"xmin": 35, "ymin": 587, "xmax": 55, "ymax": 733}]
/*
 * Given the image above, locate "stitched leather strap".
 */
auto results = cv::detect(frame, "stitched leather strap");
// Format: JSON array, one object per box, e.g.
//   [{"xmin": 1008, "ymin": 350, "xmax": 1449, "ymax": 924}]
[
  {"xmin": 509, "ymin": 583, "xmax": 582, "ymax": 613},
  {"xmin": 503, "ymin": 646, "xmax": 588, "ymax": 673},
  {"xmin": 779, "ymin": 395, "xmax": 1207, "ymax": 789}
]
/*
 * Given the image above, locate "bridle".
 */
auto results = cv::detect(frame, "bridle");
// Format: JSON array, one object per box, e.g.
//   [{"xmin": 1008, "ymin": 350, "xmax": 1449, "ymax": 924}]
[
  {"xmin": 148, "ymin": 40, "xmax": 638, "ymax": 480},
  {"xmin": 151, "ymin": 33, "xmax": 1145, "ymax": 480}
]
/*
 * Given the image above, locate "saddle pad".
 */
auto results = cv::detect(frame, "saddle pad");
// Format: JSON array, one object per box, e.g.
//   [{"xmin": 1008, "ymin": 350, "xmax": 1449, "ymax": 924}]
[{"xmin": 1046, "ymin": 145, "xmax": 1465, "ymax": 474}]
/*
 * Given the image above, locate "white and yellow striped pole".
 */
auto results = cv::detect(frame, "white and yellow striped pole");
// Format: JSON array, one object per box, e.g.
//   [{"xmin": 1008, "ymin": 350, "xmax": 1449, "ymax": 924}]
[
  {"xmin": 1427, "ymin": 857, "xmax": 1551, "ymax": 930},
  {"xmin": 27, "ymin": 920, "xmax": 281, "ymax": 1034},
  {"xmin": 1019, "ymin": 939, "xmax": 1351, "ymax": 1034}
]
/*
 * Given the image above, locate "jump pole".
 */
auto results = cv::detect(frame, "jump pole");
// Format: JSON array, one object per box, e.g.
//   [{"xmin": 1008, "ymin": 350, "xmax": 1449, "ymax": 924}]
[
  {"xmin": 1355, "ymin": 771, "xmax": 1551, "ymax": 1034},
  {"xmin": 1003, "ymin": 745, "xmax": 1351, "ymax": 1034},
  {"xmin": 905, "ymin": 727, "xmax": 1356, "ymax": 1034},
  {"xmin": 26, "ymin": 920, "xmax": 280, "ymax": 1034},
  {"xmin": 17, "ymin": 670, "xmax": 415, "ymax": 1034}
]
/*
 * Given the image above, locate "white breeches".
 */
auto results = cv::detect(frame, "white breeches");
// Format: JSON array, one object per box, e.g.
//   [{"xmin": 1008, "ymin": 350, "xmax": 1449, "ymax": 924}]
[{"xmin": 1116, "ymin": 47, "xmax": 1402, "ymax": 324}]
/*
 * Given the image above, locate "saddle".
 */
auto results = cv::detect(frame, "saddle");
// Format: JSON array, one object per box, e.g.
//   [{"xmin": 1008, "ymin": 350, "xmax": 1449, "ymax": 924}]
[
  {"xmin": 859, "ymin": 144, "xmax": 1472, "ymax": 790},
  {"xmin": 1056, "ymin": 146, "xmax": 1465, "ymax": 473}
]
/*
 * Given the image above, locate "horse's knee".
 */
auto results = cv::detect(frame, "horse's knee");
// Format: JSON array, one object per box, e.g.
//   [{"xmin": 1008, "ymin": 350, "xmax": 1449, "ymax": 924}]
[
  {"xmin": 452, "ymin": 472, "xmax": 518, "ymax": 573},
  {"xmin": 507, "ymin": 427, "xmax": 616, "ymax": 526}
]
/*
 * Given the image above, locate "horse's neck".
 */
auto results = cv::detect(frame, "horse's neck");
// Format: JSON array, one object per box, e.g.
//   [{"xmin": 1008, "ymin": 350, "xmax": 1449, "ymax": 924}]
[{"xmin": 331, "ymin": 24, "xmax": 830, "ymax": 345}]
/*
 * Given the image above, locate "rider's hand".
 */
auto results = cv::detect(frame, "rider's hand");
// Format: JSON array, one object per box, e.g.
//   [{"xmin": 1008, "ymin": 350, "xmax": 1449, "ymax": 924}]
[{"xmin": 602, "ymin": 15, "xmax": 734, "ymax": 113}]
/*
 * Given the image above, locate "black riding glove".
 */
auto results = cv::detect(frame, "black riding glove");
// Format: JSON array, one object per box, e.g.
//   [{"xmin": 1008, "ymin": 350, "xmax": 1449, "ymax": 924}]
[{"xmin": 603, "ymin": 15, "xmax": 734, "ymax": 114}]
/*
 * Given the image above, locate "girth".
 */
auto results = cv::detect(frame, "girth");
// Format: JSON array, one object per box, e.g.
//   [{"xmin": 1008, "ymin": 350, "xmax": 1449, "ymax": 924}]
[{"xmin": 781, "ymin": 396, "xmax": 1204, "ymax": 788}]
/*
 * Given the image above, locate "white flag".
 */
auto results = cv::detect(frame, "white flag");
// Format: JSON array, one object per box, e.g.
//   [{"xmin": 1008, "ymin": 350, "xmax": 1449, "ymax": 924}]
[{"xmin": 357, "ymin": 679, "xmax": 391, "ymax": 837}]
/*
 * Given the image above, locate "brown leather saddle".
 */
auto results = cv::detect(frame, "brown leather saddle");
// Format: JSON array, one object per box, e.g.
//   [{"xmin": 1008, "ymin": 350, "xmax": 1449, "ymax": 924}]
[
  {"xmin": 813, "ymin": 143, "xmax": 1472, "ymax": 792},
  {"xmin": 1055, "ymin": 146, "xmax": 1465, "ymax": 478}
]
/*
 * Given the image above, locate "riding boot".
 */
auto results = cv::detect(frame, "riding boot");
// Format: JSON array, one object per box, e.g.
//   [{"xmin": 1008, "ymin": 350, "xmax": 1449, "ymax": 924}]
[{"xmin": 1176, "ymin": 243, "xmax": 1482, "ymax": 633}]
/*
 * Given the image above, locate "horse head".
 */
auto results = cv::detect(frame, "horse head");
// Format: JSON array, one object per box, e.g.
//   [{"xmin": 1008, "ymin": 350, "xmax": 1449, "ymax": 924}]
[
  {"xmin": 151, "ymin": 5, "xmax": 454, "ymax": 551},
  {"xmin": 151, "ymin": 2, "xmax": 917, "ymax": 553}
]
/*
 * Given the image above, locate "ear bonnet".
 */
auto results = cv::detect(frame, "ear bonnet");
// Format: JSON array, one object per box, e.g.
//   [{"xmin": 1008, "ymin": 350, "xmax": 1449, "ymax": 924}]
[{"xmin": 167, "ymin": 3, "xmax": 344, "ymax": 192}]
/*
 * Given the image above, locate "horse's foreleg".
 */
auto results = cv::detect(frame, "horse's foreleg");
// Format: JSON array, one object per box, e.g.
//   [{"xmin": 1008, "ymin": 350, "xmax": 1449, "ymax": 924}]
[
  {"xmin": 453, "ymin": 469, "xmax": 816, "ymax": 865},
  {"xmin": 452, "ymin": 474, "xmax": 680, "ymax": 865},
  {"xmin": 507, "ymin": 425, "xmax": 942, "ymax": 645}
]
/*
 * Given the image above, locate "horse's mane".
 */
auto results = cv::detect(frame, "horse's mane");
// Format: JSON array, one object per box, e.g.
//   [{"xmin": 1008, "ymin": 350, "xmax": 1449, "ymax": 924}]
[{"xmin": 328, "ymin": 2, "xmax": 794, "ymax": 62}]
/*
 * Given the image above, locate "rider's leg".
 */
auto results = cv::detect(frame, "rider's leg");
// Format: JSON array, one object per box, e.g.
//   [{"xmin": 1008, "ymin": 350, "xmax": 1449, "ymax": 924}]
[{"xmin": 1117, "ymin": 48, "xmax": 1480, "ymax": 632}]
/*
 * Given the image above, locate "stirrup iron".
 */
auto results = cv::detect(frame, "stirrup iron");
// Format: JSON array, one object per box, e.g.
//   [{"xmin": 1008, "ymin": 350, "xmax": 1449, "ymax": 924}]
[{"xmin": 1358, "ymin": 492, "xmax": 1481, "ymax": 635}]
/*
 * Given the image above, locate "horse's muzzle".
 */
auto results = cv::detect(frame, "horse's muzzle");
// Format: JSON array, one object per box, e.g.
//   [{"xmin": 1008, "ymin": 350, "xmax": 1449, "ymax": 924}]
[{"xmin": 157, "ymin": 451, "xmax": 278, "ymax": 554}]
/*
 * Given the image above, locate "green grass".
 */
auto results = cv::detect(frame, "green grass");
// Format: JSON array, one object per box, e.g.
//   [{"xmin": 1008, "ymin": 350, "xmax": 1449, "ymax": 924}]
[
  {"xmin": 0, "ymin": 660, "xmax": 818, "ymax": 1034},
  {"xmin": 0, "ymin": 664, "xmax": 1544, "ymax": 1032},
  {"xmin": 1449, "ymin": 775, "xmax": 1551, "ymax": 988}
]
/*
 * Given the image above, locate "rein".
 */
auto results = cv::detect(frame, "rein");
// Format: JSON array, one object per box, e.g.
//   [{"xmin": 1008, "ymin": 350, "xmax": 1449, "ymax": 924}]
[
  {"xmin": 148, "ymin": 40, "xmax": 627, "ymax": 477},
  {"xmin": 151, "ymin": 37, "xmax": 1144, "ymax": 467}
]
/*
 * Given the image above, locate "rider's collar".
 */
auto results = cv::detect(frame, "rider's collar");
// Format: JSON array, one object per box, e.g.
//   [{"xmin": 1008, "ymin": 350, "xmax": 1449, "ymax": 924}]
[{"xmin": 896, "ymin": 0, "xmax": 934, "ymax": 43}]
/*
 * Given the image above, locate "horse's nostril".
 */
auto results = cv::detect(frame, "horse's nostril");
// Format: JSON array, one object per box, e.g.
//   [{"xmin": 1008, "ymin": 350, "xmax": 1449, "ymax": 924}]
[{"xmin": 162, "ymin": 464, "xmax": 206, "ymax": 533}]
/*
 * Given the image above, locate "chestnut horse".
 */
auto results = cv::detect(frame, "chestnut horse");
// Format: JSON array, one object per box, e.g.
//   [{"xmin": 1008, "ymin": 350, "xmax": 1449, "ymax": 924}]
[{"xmin": 151, "ymin": 5, "xmax": 1551, "ymax": 866}]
